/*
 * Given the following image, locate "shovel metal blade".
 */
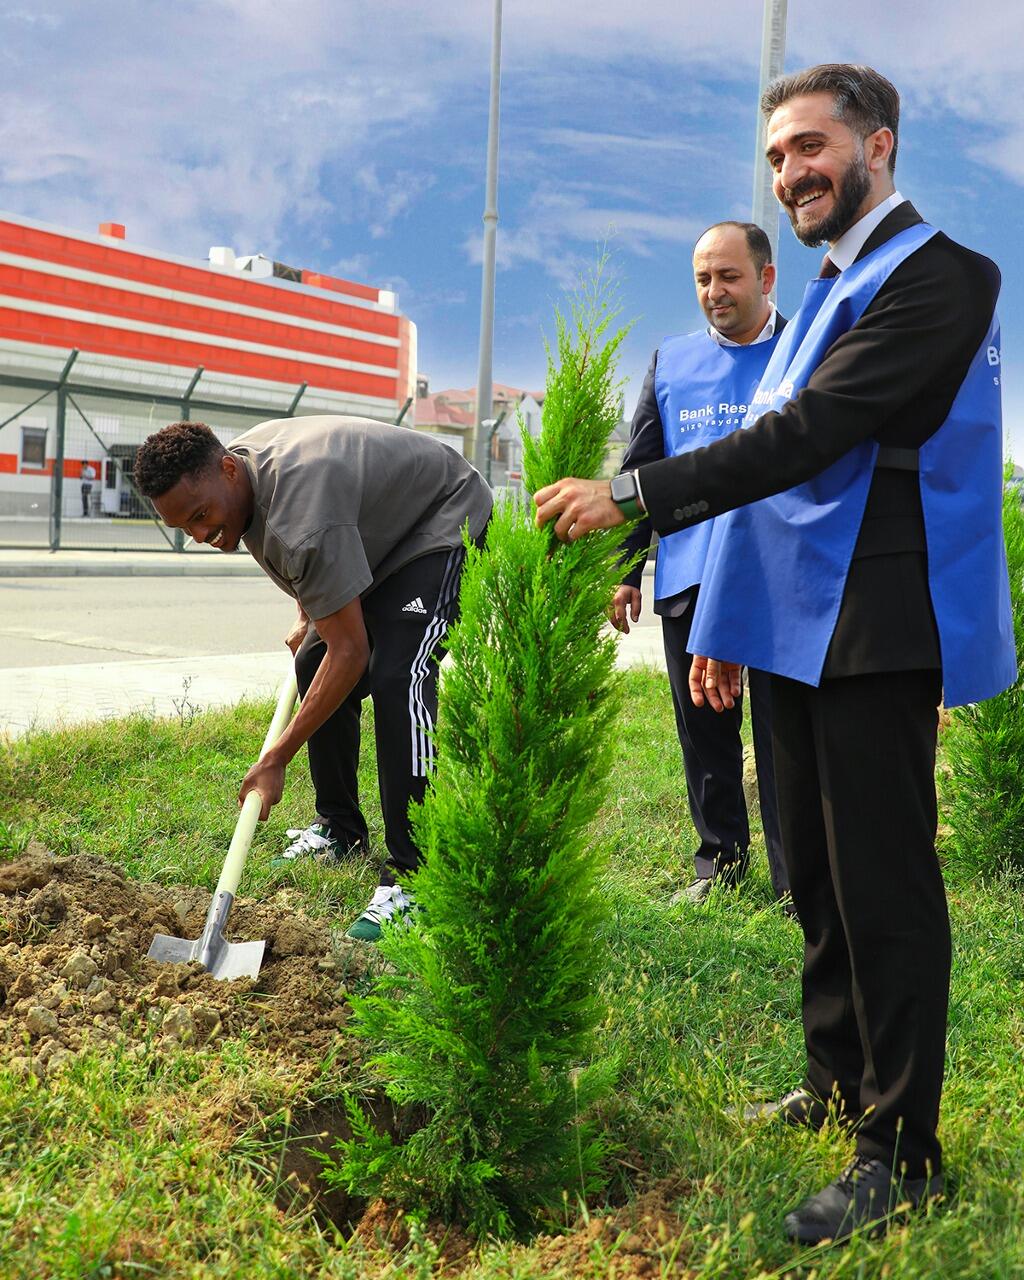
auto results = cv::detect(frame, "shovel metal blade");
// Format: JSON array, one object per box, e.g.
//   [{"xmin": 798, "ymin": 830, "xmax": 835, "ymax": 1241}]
[{"xmin": 146, "ymin": 890, "xmax": 266, "ymax": 981}]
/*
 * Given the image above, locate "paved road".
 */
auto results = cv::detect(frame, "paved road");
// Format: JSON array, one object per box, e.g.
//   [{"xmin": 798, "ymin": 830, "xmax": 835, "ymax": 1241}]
[
  {"xmin": 0, "ymin": 569, "xmax": 664, "ymax": 738},
  {"xmin": 0, "ymin": 576, "xmax": 296, "ymax": 737},
  {"xmin": 0, "ymin": 576, "xmax": 295, "ymax": 667}
]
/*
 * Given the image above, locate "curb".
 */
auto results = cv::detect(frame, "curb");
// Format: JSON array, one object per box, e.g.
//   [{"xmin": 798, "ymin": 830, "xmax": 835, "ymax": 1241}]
[{"xmin": 0, "ymin": 557, "xmax": 263, "ymax": 579}]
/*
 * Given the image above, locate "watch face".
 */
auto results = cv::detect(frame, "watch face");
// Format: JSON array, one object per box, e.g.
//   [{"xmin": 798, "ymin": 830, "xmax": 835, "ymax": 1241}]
[{"xmin": 611, "ymin": 473, "xmax": 636, "ymax": 503}]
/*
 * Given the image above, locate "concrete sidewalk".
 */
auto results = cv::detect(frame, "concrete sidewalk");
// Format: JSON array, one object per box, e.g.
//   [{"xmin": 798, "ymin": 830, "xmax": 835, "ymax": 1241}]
[
  {"xmin": 0, "ymin": 651, "xmax": 291, "ymax": 738},
  {"xmin": 0, "ymin": 630, "xmax": 665, "ymax": 739}
]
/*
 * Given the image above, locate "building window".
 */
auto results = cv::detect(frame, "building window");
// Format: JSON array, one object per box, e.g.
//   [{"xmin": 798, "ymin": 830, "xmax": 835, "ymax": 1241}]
[{"xmin": 20, "ymin": 426, "xmax": 47, "ymax": 469}]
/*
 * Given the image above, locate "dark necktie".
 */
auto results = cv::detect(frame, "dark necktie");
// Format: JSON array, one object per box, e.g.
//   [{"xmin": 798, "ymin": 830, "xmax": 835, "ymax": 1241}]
[{"xmin": 819, "ymin": 254, "xmax": 840, "ymax": 279}]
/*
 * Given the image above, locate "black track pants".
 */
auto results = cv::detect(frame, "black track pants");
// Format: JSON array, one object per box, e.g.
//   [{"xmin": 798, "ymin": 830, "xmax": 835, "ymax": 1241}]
[{"xmin": 294, "ymin": 546, "xmax": 466, "ymax": 885}]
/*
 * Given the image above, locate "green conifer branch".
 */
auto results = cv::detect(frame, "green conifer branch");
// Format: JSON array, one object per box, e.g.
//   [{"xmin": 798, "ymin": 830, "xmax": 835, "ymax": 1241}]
[
  {"xmin": 326, "ymin": 260, "xmax": 634, "ymax": 1238},
  {"xmin": 941, "ymin": 471, "xmax": 1024, "ymax": 876}
]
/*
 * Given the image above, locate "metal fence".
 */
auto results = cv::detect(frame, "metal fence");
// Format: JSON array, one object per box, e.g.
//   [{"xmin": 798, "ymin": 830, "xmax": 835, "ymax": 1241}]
[{"xmin": 0, "ymin": 359, "xmax": 303, "ymax": 552}]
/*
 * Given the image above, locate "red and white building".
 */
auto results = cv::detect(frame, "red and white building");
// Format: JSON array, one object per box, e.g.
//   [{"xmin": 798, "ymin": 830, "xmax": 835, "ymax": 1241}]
[{"xmin": 0, "ymin": 212, "xmax": 416, "ymax": 518}]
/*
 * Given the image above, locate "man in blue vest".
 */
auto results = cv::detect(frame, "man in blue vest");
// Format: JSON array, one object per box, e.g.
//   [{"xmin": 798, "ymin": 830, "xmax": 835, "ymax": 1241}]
[
  {"xmin": 535, "ymin": 63, "xmax": 1014, "ymax": 1243},
  {"xmin": 613, "ymin": 222, "xmax": 789, "ymax": 906}
]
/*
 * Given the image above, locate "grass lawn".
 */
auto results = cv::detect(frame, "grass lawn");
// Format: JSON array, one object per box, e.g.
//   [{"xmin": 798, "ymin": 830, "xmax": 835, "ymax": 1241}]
[{"xmin": 1, "ymin": 668, "xmax": 1023, "ymax": 1278}]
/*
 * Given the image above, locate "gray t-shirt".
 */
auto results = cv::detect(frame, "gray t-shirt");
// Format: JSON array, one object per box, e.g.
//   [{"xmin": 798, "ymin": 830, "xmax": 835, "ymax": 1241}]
[{"xmin": 232, "ymin": 415, "xmax": 492, "ymax": 620}]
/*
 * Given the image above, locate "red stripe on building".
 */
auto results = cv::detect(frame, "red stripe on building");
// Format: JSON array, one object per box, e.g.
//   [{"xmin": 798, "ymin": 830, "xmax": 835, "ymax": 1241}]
[
  {"xmin": 301, "ymin": 270, "xmax": 378, "ymax": 300},
  {"xmin": 0, "ymin": 265, "xmax": 397, "ymax": 370},
  {"xmin": 0, "ymin": 454, "xmax": 107, "ymax": 474},
  {"xmin": 0, "ymin": 308, "xmax": 398, "ymax": 400},
  {"xmin": 0, "ymin": 220, "xmax": 399, "ymax": 338}
]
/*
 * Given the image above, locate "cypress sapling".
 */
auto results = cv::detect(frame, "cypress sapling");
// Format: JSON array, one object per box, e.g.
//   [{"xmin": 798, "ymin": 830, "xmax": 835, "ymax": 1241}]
[{"xmin": 326, "ymin": 263, "xmax": 635, "ymax": 1238}]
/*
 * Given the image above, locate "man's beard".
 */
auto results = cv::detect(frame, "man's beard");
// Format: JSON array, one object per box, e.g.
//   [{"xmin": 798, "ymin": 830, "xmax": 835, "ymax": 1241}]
[{"xmin": 785, "ymin": 151, "xmax": 872, "ymax": 248}]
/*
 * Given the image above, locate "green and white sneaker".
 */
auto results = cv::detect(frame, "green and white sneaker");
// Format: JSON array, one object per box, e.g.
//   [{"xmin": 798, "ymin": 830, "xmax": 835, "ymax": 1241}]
[
  {"xmin": 345, "ymin": 884, "xmax": 415, "ymax": 942},
  {"xmin": 271, "ymin": 821, "xmax": 339, "ymax": 870}
]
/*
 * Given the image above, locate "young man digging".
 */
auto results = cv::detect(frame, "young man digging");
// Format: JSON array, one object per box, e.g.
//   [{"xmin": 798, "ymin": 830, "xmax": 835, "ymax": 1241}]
[{"xmin": 134, "ymin": 415, "xmax": 492, "ymax": 941}]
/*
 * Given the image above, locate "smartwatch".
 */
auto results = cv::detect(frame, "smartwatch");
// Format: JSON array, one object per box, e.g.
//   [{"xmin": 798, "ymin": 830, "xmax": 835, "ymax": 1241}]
[{"xmin": 610, "ymin": 471, "xmax": 644, "ymax": 521}]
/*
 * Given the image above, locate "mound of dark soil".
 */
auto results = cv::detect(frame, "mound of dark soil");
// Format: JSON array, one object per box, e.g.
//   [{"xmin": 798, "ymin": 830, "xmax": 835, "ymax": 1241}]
[
  {"xmin": 0, "ymin": 846, "xmax": 369, "ymax": 1080},
  {"xmin": 527, "ymin": 1179, "xmax": 696, "ymax": 1277},
  {"xmin": 349, "ymin": 1177, "xmax": 696, "ymax": 1277}
]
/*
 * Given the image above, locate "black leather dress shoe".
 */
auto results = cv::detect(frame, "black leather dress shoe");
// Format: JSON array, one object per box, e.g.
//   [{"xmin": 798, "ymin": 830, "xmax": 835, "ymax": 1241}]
[
  {"xmin": 784, "ymin": 1156, "xmax": 944, "ymax": 1244},
  {"xmin": 741, "ymin": 1087, "xmax": 832, "ymax": 1129}
]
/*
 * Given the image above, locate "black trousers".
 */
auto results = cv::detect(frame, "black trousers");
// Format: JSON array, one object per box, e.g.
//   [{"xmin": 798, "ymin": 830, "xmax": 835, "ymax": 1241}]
[
  {"xmin": 294, "ymin": 547, "xmax": 465, "ymax": 887},
  {"xmin": 770, "ymin": 668, "xmax": 948, "ymax": 1176},
  {"xmin": 661, "ymin": 590, "xmax": 788, "ymax": 895}
]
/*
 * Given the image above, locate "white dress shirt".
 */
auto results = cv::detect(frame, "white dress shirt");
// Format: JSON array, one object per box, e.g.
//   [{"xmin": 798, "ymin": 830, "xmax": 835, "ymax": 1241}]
[
  {"xmin": 828, "ymin": 190, "xmax": 905, "ymax": 273},
  {"xmin": 709, "ymin": 302, "xmax": 777, "ymax": 347}
]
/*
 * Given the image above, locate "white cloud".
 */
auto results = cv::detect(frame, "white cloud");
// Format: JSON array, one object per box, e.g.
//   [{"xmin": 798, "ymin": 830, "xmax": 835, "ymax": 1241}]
[
  {"xmin": 464, "ymin": 186, "xmax": 702, "ymax": 288},
  {"xmin": 0, "ymin": 1, "xmax": 445, "ymax": 259},
  {"xmin": 538, "ymin": 128, "xmax": 702, "ymax": 158},
  {"xmin": 2, "ymin": 0, "xmax": 1022, "ymax": 304},
  {"xmin": 328, "ymin": 252, "xmax": 374, "ymax": 280},
  {"xmin": 2, "ymin": 9, "xmax": 61, "ymax": 28},
  {"xmin": 353, "ymin": 165, "xmax": 435, "ymax": 241}
]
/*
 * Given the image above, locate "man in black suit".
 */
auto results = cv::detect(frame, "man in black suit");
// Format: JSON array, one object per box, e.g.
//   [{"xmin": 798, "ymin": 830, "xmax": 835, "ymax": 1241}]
[
  {"xmin": 535, "ymin": 64, "xmax": 1013, "ymax": 1242},
  {"xmin": 613, "ymin": 221, "xmax": 789, "ymax": 906}
]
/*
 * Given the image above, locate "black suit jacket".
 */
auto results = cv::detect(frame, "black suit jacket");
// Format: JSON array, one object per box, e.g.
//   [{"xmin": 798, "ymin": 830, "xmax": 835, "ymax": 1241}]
[
  {"xmin": 636, "ymin": 202, "xmax": 1001, "ymax": 675},
  {"xmin": 618, "ymin": 314, "xmax": 788, "ymax": 612}
]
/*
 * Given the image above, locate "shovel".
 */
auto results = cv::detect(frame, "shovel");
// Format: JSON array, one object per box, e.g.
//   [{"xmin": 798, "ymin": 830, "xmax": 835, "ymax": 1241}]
[{"xmin": 147, "ymin": 669, "xmax": 298, "ymax": 981}]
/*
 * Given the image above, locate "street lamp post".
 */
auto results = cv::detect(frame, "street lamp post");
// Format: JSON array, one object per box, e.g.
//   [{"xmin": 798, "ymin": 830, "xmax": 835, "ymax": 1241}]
[
  {"xmin": 751, "ymin": 0, "xmax": 788, "ymax": 278},
  {"xmin": 473, "ymin": 0, "xmax": 502, "ymax": 475}
]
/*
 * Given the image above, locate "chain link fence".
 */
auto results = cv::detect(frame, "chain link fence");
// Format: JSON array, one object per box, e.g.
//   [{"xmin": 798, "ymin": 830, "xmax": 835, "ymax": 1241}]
[{"xmin": 1, "ymin": 374, "xmax": 278, "ymax": 552}]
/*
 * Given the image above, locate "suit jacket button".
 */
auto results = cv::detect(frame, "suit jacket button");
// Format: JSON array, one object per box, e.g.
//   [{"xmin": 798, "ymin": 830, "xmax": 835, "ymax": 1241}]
[
  {"xmin": 673, "ymin": 508, "xmax": 684, "ymax": 521},
  {"xmin": 698, "ymin": 500, "xmax": 709, "ymax": 513}
]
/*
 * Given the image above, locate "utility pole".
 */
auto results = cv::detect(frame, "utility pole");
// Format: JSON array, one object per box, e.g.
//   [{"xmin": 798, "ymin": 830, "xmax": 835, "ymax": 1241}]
[
  {"xmin": 473, "ymin": 0, "xmax": 502, "ymax": 475},
  {"xmin": 751, "ymin": 0, "xmax": 788, "ymax": 278}
]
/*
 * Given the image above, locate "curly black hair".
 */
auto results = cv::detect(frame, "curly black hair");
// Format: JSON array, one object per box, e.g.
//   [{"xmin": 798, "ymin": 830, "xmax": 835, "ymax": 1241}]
[{"xmin": 133, "ymin": 422, "xmax": 227, "ymax": 498}]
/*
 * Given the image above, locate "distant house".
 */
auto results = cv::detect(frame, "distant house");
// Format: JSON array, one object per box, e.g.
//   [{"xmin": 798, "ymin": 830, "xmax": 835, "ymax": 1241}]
[
  {"xmin": 412, "ymin": 379, "xmax": 544, "ymax": 484},
  {"xmin": 412, "ymin": 377, "xmax": 626, "ymax": 488},
  {"xmin": 409, "ymin": 390, "xmax": 476, "ymax": 457}
]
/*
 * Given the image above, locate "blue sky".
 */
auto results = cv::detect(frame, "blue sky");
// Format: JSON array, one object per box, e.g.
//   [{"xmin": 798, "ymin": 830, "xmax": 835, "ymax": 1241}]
[{"xmin": 2, "ymin": 0, "xmax": 1022, "ymax": 454}]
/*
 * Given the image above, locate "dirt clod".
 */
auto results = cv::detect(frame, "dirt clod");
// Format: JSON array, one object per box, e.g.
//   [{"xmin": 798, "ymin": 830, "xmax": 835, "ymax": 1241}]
[
  {"xmin": 61, "ymin": 948, "xmax": 99, "ymax": 988},
  {"xmin": 0, "ymin": 852, "xmax": 53, "ymax": 894},
  {"xmin": 28, "ymin": 883, "xmax": 67, "ymax": 924},
  {"xmin": 81, "ymin": 912, "xmax": 104, "ymax": 938},
  {"xmin": 161, "ymin": 1006, "xmax": 194, "ymax": 1042},
  {"xmin": 25, "ymin": 1005, "xmax": 59, "ymax": 1038},
  {"xmin": 89, "ymin": 990, "xmax": 116, "ymax": 1014}
]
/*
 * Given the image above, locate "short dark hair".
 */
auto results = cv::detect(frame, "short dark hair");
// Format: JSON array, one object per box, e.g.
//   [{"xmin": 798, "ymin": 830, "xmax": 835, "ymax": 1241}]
[
  {"xmin": 761, "ymin": 63, "xmax": 900, "ymax": 173},
  {"xmin": 695, "ymin": 221, "xmax": 773, "ymax": 274},
  {"xmin": 133, "ymin": 421, "xmax": 227, "ymax": 498}
]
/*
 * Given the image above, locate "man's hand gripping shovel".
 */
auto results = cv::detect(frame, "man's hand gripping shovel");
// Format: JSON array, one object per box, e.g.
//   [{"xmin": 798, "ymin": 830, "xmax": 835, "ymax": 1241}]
[{"xmin": 147, "ymin": 670, "xmax": 298, "ymax": 981}]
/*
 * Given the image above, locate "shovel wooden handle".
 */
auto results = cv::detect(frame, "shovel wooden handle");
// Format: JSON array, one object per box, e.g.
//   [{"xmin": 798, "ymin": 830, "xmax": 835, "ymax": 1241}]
[{"xmin": 214, "ymin": 670, "xmax": 299, "ymax": 900}]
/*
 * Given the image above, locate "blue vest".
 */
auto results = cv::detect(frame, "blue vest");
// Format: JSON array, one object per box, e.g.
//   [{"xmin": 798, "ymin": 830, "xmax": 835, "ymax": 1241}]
[
  {"xmin": 690, "ymin": 223, "xmax": 1016, "ymax": 708},
  {"xmin": 653, "ymin": 329, "xmax": 783, "ymax": 599}
]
